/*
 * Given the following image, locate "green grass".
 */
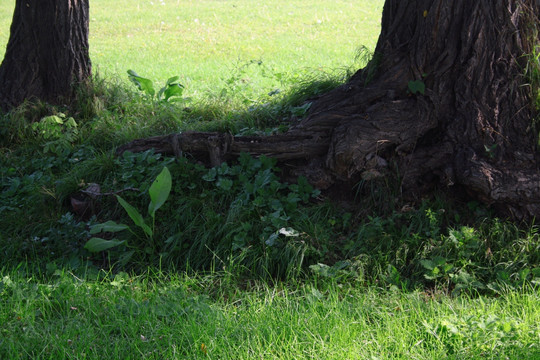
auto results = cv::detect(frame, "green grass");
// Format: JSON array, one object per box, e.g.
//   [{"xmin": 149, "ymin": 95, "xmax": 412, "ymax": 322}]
[
  {"xmin": 0, "ymin": 0, "xmax": 383, "ymax": 100},
  {"xmin": 0, "ymin": 1, "xmax": 384, "ymax": 137},
  {"xmin": 1, "ymin": 269, "xmax": 538, "ymax": 360}
]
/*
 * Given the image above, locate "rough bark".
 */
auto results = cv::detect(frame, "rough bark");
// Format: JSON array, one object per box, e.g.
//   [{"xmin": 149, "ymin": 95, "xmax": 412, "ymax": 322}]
[
  {"xmin": 117, "ymin": 131, "xmax": 327, "ymax": 163},
  {"xmin": 119, "ymin": 0, "xmax": 540, "ymax": 219},
  {"xmin": 287, "ymin": 0, "xmax": 540, "ymax": 218},
  {"xmin": 0, "ymin": 0, "xmax": 91, "ymax": 111}
]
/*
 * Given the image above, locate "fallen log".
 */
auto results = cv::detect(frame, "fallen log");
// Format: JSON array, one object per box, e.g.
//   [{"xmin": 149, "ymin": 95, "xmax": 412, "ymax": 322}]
[{"xmin": 116, "ymin": 130, "xmax": 330, "ymax": 167}]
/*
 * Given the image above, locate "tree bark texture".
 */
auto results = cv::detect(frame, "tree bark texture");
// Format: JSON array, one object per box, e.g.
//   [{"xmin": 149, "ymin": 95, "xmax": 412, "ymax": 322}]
[
  {"xmin": 297, "ymin": 0, "xmax": 540, "ymax": 219},
  {"xmin": 119, "ymin": 0, "xmax": 540, "ymax": 219},
  {"xmin": 0, "ymin": 0, "xmax": 91, "ymax": 111}
]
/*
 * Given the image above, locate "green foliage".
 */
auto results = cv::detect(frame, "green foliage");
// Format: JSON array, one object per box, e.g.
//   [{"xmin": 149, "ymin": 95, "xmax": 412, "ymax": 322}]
[
  {"xmin": 89, "ymin": 153, "xmax": 321, "ymax": 277},
  {"xmin": 0, "ymin": 144, "xmax": 96, "ymax": 263},
  {"xmin": 528, "ymin": 45, "xmax": 540, "ymax": 103},
  {"xmin": 147, "ymin": 166, "xmax": 172, "ymax": 218},
  {"xmin": 421, "ymin": 310, "xmax": 540, "ymax": 357},
  {"xmin": 0, "ymin": 0, "xmax": 538, "ymax": 295},
  {"xmin": 127, "ymin": 70, "xmax": 185, "ymax": 103},
  {"xmin": 310, "ymin": 203, "xmax": 540, "ymax": 294},
  {"xmin": 0, "ymin": 74, "xmax": 538, "ymax": 290},
  {"xmin": 527, "ymin": 44, "xmax": 540, "ymax": 136},
  {"xmin": 0, "ymin": 101, "xmax": 56, "ymax": 147},
  {"xmin": 355, "ymin": 45, "xmax": 380, "ymax": 85},
  {"xmin": 112, "ymin": 150, "xmax": 175, "ymax": 188},
  {"xmin": 408, "ymin": 79, "xmax": 426, "ymax": 95},
  {"xmin": 115, "ymin": 194, "xmax": 153, "ymax": 236},
  {"xmin": 31, "ymin": 113, "xmax": 79, "ymax": 156},
  {"xmin": 2, "ymin": 130, "xmax": 539, "ymax": 289},
  {"xmin": 0, "ymin": 2, "xmax": 538, "ymax": 356},
  {"xmin": 85, "ymin": 237, "xmax": 125, "ymax": 252},
  {"xmin": 85, "ymin": 166, "xmax": 172, "ymax": 265}
]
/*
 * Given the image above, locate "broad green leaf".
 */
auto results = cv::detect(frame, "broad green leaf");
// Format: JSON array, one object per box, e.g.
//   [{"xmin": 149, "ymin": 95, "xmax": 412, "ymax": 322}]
[
  {"xmin": 126, "ymin": 69, "xmax": 138, "ymax": 77},
  {"xmin": 127, "ymin": 69, "xmax": 155, "ymax": 96},
  {"xmin": 157, "ymin": 86, "xmax": 166, "ymax": 101},
  {"xmin": 165, "ymin": 76, "xmax": 180, "ymax": 85},
  {"xmin": 202, "ymin": 167, "xmax": 217, "ymax": 181},
  {"xmin": 216, "ymin": 177, "xmax": 233, "ymax": 191},
  {"xmin": 41, "ymin": 115, "xmax": 64, "ymax": 124},
  {"xmin": 408, "ymin": 80, "xmax": 425, "ymax": 95},
  {"xmin": 136, "ymin": 77, "xmax": 155, "ymax": 97},
  {"xmin": 84, "ymin": 237, "xmax": 124, "ymax": 252},
  {"xmin": 148, "ymin": 166, "xmax": 172, "ymax": 218},
  {"xmin": 116, "ymin": 195, "xmax": 153, "ymax": 237},
  {"xmin": 265, "ymin": 232, "xmax": 279, "ymax": 247},
  {"xmin": 65, "ymin": 117, "xmax": 78, "ymax": 128},
  {"xmin": 420, "ymin": 259, "xmax": 435, "ymax": 270},
  {"xmin": 90, "ymin": 220, "xmax": 130, "ymax": 234},
  {"xmin": 163, "ymin": 84, "xmax": 184, "ymax": 101}
]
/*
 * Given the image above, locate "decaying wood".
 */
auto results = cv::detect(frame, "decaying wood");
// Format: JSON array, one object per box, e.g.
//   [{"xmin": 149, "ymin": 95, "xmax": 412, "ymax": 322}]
[
  {"xmin": 117, "ymin": 131, "xmax": 330, "ymax": 167},
  {"xmin": 118, "ymin": 0, "xmax": 540, "ymax": 220}
]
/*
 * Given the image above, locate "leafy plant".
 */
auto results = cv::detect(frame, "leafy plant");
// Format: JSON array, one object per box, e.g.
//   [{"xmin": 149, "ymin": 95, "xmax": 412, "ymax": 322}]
[
  {"xmin": 111, "ymin": 150, "xmax": 175, "ymax": 189},
  {"xmin": 127, "ymin": 70, "xmax": 185, "ymax": 103},
  {"xmin": 408, "ymin": 79, "xmax": 426, "ymax": 95},
  {"xmin": 31, "ymin": 113, "xmax": 79, "ymax": 155},
  {"xmin": 219, "ymin": 59, "xmax": 265, "ymax": 102},
  {"xmin": 420, "ymin": 256, "xmax": 454, "ymax": 281},
  {"xmin": 85, "ymin": 166, "xmax": 172, "ymax": 264},
  {"xmin": 155, "ymin": 153, "xmax": 323, "ymax": 278}
]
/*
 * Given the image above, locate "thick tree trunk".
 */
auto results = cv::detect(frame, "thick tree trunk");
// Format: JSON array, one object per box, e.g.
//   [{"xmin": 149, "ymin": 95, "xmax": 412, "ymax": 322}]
[
  {"xmin": 298, "ymin": 0, "xmax": 540, "ymax": 219},
  {"xmin": 119, "ymin": 0, "xmax": 540, "ymax": 219},
  {"xmin": 0, "ymin": 0, "xmax": 91, "ymax": 111}
]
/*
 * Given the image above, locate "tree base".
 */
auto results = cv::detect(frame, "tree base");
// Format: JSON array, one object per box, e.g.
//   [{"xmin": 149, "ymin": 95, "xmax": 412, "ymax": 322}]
[{"xmin": 117, "ymin": 0, "xmax": 540, "ymax": 221}]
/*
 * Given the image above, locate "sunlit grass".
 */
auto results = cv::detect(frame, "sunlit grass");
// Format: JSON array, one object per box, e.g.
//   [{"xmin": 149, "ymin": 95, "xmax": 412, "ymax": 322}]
[
  {"xmin": 0, "ymin": 0, "xmax": 383, "ymax": 100},
  {"xmin": 1, "ymin": 269, "xmax": 538, "ymax": 359}
]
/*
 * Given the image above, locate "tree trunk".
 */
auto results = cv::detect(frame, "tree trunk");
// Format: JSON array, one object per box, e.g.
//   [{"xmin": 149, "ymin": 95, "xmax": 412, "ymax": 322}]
[
  {"xmin": 298, "ymin": 0, "xmax": 540, "ymax": 219},
  {"xmin": 0, "ymin": 0, "xmax": 91, "ymax": 111},
  {"xmin": 119, "ymin": 0, "xmax": 540, "ymax": 219}
]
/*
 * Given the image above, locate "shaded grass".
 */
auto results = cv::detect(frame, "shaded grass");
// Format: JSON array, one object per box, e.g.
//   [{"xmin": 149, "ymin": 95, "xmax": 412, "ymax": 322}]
[
  {"xmin": 1, "ymin": 140, "xmax": 538, "ymax": 293},
  {"xmin": 0, "ymin": 269, "xmax": 538, "ymax": 360}
]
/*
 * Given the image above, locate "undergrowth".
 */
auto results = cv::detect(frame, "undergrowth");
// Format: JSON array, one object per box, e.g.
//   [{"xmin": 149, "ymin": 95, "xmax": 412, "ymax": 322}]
[{"xmin": 0, "ymin": 65, "xmax": 539, "ymax": 295}]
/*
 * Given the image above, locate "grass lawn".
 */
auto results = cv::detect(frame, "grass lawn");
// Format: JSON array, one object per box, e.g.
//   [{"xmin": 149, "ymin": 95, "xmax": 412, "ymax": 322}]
[
  {"xmin": 0, "ymin": 1, "xmax": 539, "ymax": 359},
  {"xmin": 1, "ymin": 0, "xmax": 383, "ymax": 99},
  {"xmin": 1, "ymin": 270, "xmax": 538, "ymax": 359}
]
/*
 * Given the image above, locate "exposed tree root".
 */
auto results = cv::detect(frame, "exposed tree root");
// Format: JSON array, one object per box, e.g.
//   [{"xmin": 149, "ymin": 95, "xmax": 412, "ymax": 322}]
[{"xmin": 117, "ymin": 0, "xmax": 540, "ymax": 220}]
